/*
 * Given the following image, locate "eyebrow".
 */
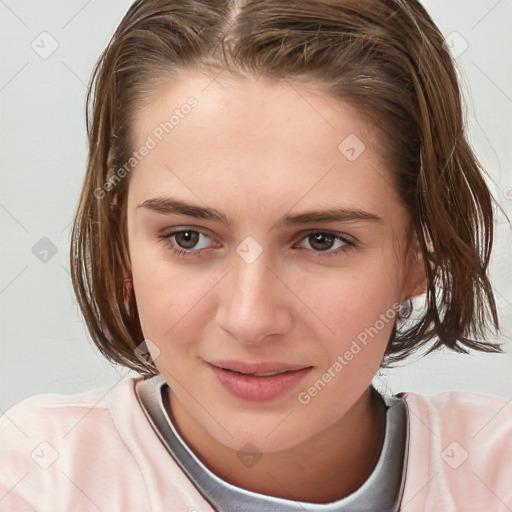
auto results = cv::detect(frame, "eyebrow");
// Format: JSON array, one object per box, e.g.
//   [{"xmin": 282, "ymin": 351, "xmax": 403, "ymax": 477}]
[{"xmin": 136, "ymin": 197, "xmax": 384, "ymax": 227}]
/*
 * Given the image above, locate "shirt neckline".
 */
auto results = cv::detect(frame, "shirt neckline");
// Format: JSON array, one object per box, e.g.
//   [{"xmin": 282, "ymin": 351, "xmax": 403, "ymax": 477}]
[{"xmin": 135, "ymin": 374, "xmax": 409, "ymax": 512}]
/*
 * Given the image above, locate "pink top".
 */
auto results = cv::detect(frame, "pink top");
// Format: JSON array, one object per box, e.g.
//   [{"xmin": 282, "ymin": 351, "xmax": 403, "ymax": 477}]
[{"xmin": 1, "ymin": 376, "xmax": 511, "ymax": 511}]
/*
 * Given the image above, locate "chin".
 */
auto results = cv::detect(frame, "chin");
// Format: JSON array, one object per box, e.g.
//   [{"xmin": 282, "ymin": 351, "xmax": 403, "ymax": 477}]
[{"xmin": 206, "ymin": 413, "xmax": 315, "ymax": 454}]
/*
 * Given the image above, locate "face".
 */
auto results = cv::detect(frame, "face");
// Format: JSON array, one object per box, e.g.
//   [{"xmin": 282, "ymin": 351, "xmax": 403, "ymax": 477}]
[{"xmin": 125, "ymin": 71, "xmax": 424, "ymax": 454}]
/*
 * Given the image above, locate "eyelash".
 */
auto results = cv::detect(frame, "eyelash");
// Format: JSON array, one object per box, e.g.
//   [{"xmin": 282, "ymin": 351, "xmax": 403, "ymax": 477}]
[{"xmin": 157, "ymin": 228, "xmax": 355, "ymax": 258}]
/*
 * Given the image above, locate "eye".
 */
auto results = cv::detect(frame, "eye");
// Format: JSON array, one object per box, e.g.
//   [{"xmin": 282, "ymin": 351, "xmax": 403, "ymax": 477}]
[
  {"xmin": 158, "ymin": 228, "xmax": 215, "ymax": 257},
  {"xmin": 172, "ymin": 230, "xmax": 209, "ymax": 250},
  {"xmin": 296, "ymin": 231, "xmax": 354, "ymax": 256}
]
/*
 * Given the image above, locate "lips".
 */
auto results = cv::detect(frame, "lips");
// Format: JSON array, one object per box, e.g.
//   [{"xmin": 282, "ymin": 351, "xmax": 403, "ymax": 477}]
[
  {"xmin": 206, "ymin": 360, "xmax": 313, "ymax": 401},
  {"xmin": 208, "ymin": 360, "xmax": 311, "ymax": 374}
]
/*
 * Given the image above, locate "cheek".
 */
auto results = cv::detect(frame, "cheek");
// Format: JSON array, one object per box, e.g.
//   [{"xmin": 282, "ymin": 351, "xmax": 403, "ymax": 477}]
[
  {"xmin": 305, "ymin": 256, "xmax": 400, "ymax": 373},
  {"xmin": 296, "ymin": 275, "xmax": 396, "ymax": 416},
  {"xmin": 130, "ymin": 245, "xmax": 219, "ymax": 346},
  {"xmin": 312, "ymin": 261, "xmax": 400, "ymax": 335}
]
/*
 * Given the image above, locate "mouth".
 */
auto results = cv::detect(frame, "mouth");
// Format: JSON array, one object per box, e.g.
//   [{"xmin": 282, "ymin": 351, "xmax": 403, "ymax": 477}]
[
  {"xmin": 217, "ymin": 368, "xmax": 304, "ymax": 378},
  {"xmin": 205, "ymin": 360, "xmax": 313, "ymax": 401},
  {"xmin": 228, "ymin": 369, "xmax": 292, "ymax": 377},
  {"xmin": 208, "ymin": 360, "xmax": 312, "ymax": 375}
]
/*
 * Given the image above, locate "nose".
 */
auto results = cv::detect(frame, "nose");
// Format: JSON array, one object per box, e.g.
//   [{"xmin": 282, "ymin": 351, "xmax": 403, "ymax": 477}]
[{"xmin": 215, "ymin": 250, "xmax": 293, "ymax": 345}]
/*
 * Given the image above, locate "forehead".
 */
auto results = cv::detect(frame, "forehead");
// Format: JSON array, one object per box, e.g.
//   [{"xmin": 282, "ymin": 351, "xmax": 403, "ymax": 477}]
[
  {"xmin": 132, "ymin": 71, "xmax": 381, "ymax": 155},
  {"xmin": 127, "ymin": 72, "xmax": 400, "ymax": 218}
]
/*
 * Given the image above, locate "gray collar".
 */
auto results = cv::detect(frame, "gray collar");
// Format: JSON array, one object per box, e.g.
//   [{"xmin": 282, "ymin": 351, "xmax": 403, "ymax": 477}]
[{"xmin": 135, "ymin": 375, "xmax": 409, "ymax": 512}]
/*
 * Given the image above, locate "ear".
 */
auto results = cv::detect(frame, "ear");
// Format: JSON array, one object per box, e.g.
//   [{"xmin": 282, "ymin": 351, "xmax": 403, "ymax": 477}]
[
  {"xmin": 402, "ymin": 232, "xmax": 427, "ymax": 301},
  {"xmin": 122, "ymin": 276, "xmax": 134, "ymax": 314},
  {"xmin": 106, "ymin": 146, "xmax": 120, "ymax": 211}
]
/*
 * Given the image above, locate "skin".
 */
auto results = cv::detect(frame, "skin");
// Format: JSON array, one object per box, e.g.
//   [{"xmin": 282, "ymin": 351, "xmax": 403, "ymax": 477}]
[{"xmin": 125, "ymin": 70, "xmax": 426, "ymax": 503}]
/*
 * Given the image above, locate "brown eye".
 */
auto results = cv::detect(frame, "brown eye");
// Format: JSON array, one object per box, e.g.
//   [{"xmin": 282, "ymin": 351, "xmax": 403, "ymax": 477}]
[
  {"xmin": 307, "ymin": 233, "xmax": 336, "ymax": 251},
  {"xmin": 174, "ymin": 230, "xmax": 200, "ymax": 249},
  {"xmin": 158, "ymin": 228, "xmax": 214, "ymax": 256},
  {"xmin": 297, "ymin": 231, "xmax": 353, "ymax": 257}
]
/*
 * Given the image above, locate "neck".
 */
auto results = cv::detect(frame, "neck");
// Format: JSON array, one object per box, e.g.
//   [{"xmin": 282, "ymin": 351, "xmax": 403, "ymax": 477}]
[{"xmin": 168, "ymin": 386, "xmax": 387, "ymax": 504}]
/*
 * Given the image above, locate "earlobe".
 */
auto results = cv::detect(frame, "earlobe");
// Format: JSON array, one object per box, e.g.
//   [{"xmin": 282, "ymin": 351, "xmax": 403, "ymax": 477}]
[{"xmin": 406, "ymin": 273, "xmax": 427, "ymax": 300}]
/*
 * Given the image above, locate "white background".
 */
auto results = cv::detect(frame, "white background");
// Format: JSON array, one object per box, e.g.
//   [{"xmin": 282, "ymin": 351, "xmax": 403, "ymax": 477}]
[{"xmin": 1, "ymin": 0, "xmax": 511, "ymax": 412}]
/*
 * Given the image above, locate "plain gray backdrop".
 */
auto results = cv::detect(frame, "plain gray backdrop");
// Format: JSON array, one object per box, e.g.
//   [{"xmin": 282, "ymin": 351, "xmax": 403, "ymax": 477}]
[{"xmin": 1, "ymin": 0, "xmax": 511, "ymax": 413}]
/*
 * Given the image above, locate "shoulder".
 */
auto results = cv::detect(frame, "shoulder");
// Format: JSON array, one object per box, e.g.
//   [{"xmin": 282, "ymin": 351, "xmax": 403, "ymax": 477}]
[
  {"xmin": 400, "ymin": 388, "xmax": 512, "ymax": 436},
  {"xmin": 398, "ymin": 390, "xmax": 512, "ymax": 511},
  {"xmin": 0, "ymin": 377, "xmax": 152, "ymax": 511},
  {"xmin": 0, "ymin": 377, "xmax": 135, "ymax": 440}
]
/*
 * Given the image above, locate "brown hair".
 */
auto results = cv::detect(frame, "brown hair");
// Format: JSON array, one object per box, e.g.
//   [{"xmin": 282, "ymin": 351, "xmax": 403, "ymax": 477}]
[{"xmin": 70, "ymin": 0, "xmax": 502, "ymax": 375}]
